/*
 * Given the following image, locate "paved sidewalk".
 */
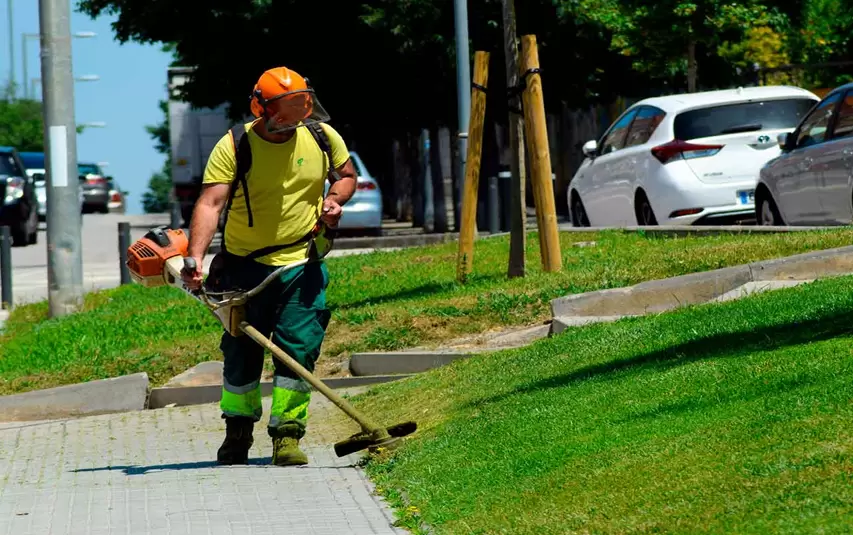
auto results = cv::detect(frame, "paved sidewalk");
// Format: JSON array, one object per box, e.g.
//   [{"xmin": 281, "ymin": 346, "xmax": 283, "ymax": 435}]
[{"xmin": 0, "ymin": 394, "xmax": 408, "ymax": 535}]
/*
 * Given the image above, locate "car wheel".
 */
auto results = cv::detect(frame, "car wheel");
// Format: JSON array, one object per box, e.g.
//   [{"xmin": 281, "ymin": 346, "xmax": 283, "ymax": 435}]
[
  {"xmin": 11, "ymin": 210, "xmax": 32, "ymax": 247},
  {"xmin": 570, "ymin": 192, "xmax": 590, "ymax": 227},
  {"xmin": 635, "ymin": 191, "xmax": 658, "ymax": 226},
  {"xmin": 757, "ymin": 194, "xmax": 783, "ymax": 226}
]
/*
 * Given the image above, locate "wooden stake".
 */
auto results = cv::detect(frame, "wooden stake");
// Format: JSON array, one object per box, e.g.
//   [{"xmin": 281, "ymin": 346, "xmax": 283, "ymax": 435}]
[
  {"xmin": 520, "ymin": 35, "xmax": 561, "ymax": 272},
  {"xmin": 456, "ymin": 51, "xmax": 490, "ymax": 283},
  {"xmin": 501, "ymin": 0, "xmax": 526, "ymax": 279}
]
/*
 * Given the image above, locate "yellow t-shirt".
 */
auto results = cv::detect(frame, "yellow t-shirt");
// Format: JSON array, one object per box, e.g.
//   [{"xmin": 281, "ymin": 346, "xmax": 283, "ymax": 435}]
[{"xmin": 202, "ymin": 120, "xmax": 350, "ymax": 266}]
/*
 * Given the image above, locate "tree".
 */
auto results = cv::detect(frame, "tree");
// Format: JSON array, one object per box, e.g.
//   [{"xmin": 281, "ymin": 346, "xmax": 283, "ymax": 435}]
[
  {"xmin": 787, "ymin": 0, "xmax": 853, "ymax": 88},
  {"xmin": 563, "ymin": 0, "xmax": 792, "ymax": 92},
  {"xmin": 0, "ymin": 97, "xmax": 45, "ymax": 151},
  {"xmin": 140, "ymin": 95, "xmax": 172, "ymax": 213},
  {"xmin": 141, "ymin": 163, "xmax": 171, "ymax": 213},
  {"xmin": 0, "ymin": 81, "xmax": 89, "ymax": 152}
]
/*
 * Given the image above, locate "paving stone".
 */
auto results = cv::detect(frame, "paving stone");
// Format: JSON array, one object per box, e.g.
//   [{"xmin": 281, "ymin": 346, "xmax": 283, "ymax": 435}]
[{"xmin": 0, "ymin": 394, "xmax": 409, "ymax": 534}]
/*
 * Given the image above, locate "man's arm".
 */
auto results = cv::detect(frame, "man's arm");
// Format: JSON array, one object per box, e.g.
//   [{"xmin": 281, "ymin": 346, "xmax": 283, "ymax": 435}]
[
  {"xmin": 188, "ymin": 183, "xmax": 231, "ymax": 259},
  {"xmin": 326, "ymin": 158, "xmax": 357, "ymax": 205},
  {"xmin": 321, "ymin": 158, "xmax": 357, "ymax": 227}
]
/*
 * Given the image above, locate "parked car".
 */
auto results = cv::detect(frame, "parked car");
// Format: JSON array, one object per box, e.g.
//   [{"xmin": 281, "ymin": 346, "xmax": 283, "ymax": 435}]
[
  {"xmin": 19, "ymin": 151, "xmax": 84, "ymax": 220},
  {"xmin": 568, "ymin": 85, "xmax": 820, "ymax": 227},
  {"xmin": 106, "ymin": 178, "xmax": 126, "ymax": 213},
  {"xmin": 78, "ymin": 162, "xmax": 112, "ymax": 213},
  {"xmin": 324, "ymin": 150, "xmax": 383, "ymax": 235},
  {"xmin": 0, "ymin": 147, "xmax": 39, "ymax": 245},
  {"xmin": 756, "ymin": 83, "xmax": 853, "ymax": 226}
]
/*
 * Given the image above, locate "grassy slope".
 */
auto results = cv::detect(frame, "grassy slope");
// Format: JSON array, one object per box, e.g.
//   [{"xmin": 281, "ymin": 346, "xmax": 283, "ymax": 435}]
[
  {"xmin": 4, "ymin": 228, "xmax": 853, "ymax": 395},
  {"xmin": 354, "ymin": 275, "xmax": 853, "ymax": 534}
]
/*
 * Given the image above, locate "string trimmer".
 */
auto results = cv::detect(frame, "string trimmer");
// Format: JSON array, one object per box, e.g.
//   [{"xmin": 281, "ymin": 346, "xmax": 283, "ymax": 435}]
[{"xmin": 125, "ymin": 221, "xmax": 416, "ymax": 457}]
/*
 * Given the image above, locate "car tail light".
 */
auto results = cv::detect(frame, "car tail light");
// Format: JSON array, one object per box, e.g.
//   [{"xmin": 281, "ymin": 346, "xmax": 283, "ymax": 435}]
[
  {"xmin": 4, "ymin": 176, "xmax": 25, "ymax": 205},
  {"xmin": 357, "ymin": 181, "xmax": 377, "ymax": 191},
  {"xmin": 651, "ymin": 140, "xmax": 723, "ymax": 164},
  {"xmin": 86, "ymin": 176, "xmax": 108, "ymax": 185},
  {"xmin": 110, "ymin": 191, "xmax": 122, "ymax": 202}
]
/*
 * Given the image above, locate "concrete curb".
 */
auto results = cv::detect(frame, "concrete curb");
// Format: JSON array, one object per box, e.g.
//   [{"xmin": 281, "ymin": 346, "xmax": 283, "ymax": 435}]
[
  {"xmin": 550, "ymin": 244, "xmax": 853, "ymax": 325},
  {"xmin": 147, "ymin": 374, "xmax": 414, "ymax": 410},
  {"xmin": 555, "ymin": 224, "xmax": 831, "ymax": 235},
  {"xmin": 349, "ymin": 351, "xmax": 478, "ymax": 376},
  {"xmin": 0, "ymin": 373, "xmax": 149, "ymax": 422},
  {"xmin": 551, "ymin": 315, "xmax": 637, "ymax": 335}
]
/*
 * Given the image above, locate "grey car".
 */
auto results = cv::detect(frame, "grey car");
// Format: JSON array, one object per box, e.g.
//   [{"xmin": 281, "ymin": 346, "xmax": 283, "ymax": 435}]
[
  {"xmin": 756, "ymin": 82, "xmax": 853, "ymax": 226},
  {"xmin": 78, "ymin": 162, "xmax": 111, "ymax": 213}
]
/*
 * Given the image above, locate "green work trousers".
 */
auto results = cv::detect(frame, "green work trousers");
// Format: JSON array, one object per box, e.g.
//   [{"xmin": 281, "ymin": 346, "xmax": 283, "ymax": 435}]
[{"xmin": 217, "ymin": 254, "xmax": 331, "ymax": 439}]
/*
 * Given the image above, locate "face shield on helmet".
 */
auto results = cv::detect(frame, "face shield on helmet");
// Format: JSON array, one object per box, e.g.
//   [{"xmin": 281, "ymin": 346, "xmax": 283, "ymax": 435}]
[{"xmin": 257, "ymin": 87, "xmax": 331, "ymax": 134}]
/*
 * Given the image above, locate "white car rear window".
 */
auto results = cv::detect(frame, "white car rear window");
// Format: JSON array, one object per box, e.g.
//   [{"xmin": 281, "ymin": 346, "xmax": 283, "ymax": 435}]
[{"xmin": 674, "ymin": 98, "xmax": 816, "ymax": 140}]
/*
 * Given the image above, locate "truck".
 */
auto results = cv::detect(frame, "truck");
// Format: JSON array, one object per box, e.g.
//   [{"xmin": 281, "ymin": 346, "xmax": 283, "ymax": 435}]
[{"xmin": 167, "ymin": 66, "xmax": 233, "ymax": 227}]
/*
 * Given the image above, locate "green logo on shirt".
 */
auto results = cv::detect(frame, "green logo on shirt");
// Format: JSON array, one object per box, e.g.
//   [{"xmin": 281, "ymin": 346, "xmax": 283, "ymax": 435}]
[{"xmin": 297, "ymin": 157, "xmax": 304, "ymax": 166}]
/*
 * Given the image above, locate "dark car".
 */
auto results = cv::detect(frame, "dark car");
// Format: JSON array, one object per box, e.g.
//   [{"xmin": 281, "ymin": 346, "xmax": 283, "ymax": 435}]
[
  {"xmin": 0, "ymin": 147, "xmax": 39, "ymax": 246},
  {"xmin": 78, "ymin": 162, "xmax": 111, "ymax": 213}
]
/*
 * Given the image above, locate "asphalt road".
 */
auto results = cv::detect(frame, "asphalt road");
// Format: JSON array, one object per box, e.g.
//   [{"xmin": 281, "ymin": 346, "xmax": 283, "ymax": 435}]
[
  {"xmin": 5, "ymin": 213, "xmax": 171, "ymax": 307},
  {"xmin": 2, "ymin": 212, "xmax": 401, "ymax": 314}
]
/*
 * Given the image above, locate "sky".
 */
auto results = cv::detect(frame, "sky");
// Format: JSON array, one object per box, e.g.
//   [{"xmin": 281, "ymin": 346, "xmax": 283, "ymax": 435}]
[{"xmin": 3, "ymin": 0, "xmax": 174, "ymax": 215}]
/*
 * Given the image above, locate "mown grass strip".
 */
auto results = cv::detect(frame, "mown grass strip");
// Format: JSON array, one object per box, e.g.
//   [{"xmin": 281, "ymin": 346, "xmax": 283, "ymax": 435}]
[{"xmin": 353, "ymin": 274, "xmax": 853, "ymax": 534}]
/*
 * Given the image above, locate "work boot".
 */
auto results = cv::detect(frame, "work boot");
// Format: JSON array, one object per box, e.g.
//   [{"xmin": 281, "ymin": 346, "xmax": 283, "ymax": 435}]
[
  {"xmin": 270, "ymin": 422, "xmax": 308, "ymax": 466},
  {"xmin": 217, "ymin": 416, "xmax": 255, "ymax": 465}
]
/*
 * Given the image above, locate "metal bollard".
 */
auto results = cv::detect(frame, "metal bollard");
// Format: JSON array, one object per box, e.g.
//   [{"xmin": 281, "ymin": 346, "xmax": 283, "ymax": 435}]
[
  {"xmin": 0, "ymin": 226, "xmax": 11, "ymax": 309},
  {"xmin": 488, "ymin": 175, "xmax": 500, "ymax": 234},
  {"xmin": 118, "ymin": 222, "xmax": 131, "ymax": 285},
  {"xmin": 499, "ymin": 171, "xmax": 511, "ymax": 232}
]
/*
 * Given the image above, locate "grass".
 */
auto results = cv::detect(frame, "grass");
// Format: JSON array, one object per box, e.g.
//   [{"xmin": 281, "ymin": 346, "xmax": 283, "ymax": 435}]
[
  {"xmin": 0, "ymin": 285, "xmax": 222, "ymax": 395},
  {"xmin": 5, "ymin": 227, "xmax": 853, "ymax": 394},
  {"xmin": 349, "ymin": 274, "xmax": 853, "ymax": 534}
]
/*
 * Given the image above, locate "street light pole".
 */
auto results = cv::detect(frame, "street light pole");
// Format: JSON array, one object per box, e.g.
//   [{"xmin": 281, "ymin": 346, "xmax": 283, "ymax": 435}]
[
  {"xmin": 7, "ymin": 0, "xmax": 14, "ymax": 96},
  {"xmin": 23, "ymin": 31, "xmax": 95, "ymax": 100},
  {"xmin": 39, "ymin": 0, "xmax": 84, "ymax": 317},
  {"xmin": 453, "ymin": 0, "xmax": 471, "ymax": 232},
  {"xmin": 30, "ymin": 74, "xmax": 99, "ymax": 100}
]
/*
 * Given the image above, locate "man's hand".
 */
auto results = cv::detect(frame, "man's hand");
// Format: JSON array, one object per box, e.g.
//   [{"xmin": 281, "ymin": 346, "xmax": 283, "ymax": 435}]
[
  {"xmin": 180, "ymin": 255, "xmax": 205, "ymax": 290},
  {"xmin": 321, "ymin": 197, "xmax": 343, "ymax": 227}
]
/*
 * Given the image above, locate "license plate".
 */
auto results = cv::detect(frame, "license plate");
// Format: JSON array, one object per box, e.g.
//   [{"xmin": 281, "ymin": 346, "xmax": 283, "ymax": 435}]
[{"xmin": 737, "ymin": 189, "xmax": 755, "ymax": 205}]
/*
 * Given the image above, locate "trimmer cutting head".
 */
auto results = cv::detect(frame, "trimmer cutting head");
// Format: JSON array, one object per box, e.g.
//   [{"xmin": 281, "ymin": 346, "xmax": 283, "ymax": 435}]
[{"xmin": 334, "ymin": 421, "xmax": 418, "ymax": 457}]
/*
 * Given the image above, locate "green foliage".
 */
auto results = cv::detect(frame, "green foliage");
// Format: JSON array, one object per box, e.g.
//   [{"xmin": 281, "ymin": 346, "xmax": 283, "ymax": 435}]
[
  {"xmin": 786, "ymin": 0, "xmax": 853, "ymax": 88},
  {"xmin": 141, "ymin": 163, "xmax": 171, "ymax": 213},
  {"xmin": 141, "ymin": 93, "xmax": 171, "ymax": 213},
  {"xmin": 145, "ymin": 98, "xmax": 170, "ymax": 156},
  {"xmin": 0, "ymin": 97, "xmax": 45, "ymax": 152},
  {"xmin": 563, "ymin": 0, "xmax": 790, "ymax": 90}
]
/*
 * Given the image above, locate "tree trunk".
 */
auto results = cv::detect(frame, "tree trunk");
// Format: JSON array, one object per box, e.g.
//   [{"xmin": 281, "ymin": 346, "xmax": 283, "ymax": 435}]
[{"xmin": 687, "ymin": 40, "xmax": 697, "ymax": 93}]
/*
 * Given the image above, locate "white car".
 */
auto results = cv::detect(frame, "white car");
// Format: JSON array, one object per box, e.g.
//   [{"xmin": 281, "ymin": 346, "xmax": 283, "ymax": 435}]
[
  {"xmin": 568, "ymin": 86, "xmax": 820, "ymax": 227},
  {"xmin": 19, "ymin": 151, "xmax": 85, "ymax": 221}
]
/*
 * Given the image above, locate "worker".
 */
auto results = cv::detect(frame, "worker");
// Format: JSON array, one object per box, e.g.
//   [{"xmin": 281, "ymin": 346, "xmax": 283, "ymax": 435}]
[{"xmin": 180, "ymin": 66, "xmax": 357, "ymax": 466}]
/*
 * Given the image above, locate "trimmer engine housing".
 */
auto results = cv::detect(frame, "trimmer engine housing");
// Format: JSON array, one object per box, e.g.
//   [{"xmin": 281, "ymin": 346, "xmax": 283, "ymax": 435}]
[{"xmin": 126, "ymin": 226, "xmax": 189, "ymax": 287}]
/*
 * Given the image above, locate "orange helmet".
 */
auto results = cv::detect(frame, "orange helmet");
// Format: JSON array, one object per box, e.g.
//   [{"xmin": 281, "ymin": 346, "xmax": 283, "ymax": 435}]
[{"xmin": 250, "ymin": 66, "xmax": 326, "ymax": 133}]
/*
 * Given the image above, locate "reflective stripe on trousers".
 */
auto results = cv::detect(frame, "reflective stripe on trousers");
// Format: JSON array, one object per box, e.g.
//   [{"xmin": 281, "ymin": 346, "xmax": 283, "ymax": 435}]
[
  {"xmin": 269, "ymin": 375, "xmax": 311, "ymax": 428},
  {"xmin": 220, "ymin": 377, "xmax": 263, "ymax": 421}
]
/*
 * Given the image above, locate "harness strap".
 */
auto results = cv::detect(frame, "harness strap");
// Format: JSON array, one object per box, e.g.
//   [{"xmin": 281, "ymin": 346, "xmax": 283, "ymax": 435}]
[
  {"xmin": 307, "ymin": 122, "xmax": 342, "ymax": 184},
  {"xmin": 242, "ymin": 227, "xmax": 316, "ymax": 261}
]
